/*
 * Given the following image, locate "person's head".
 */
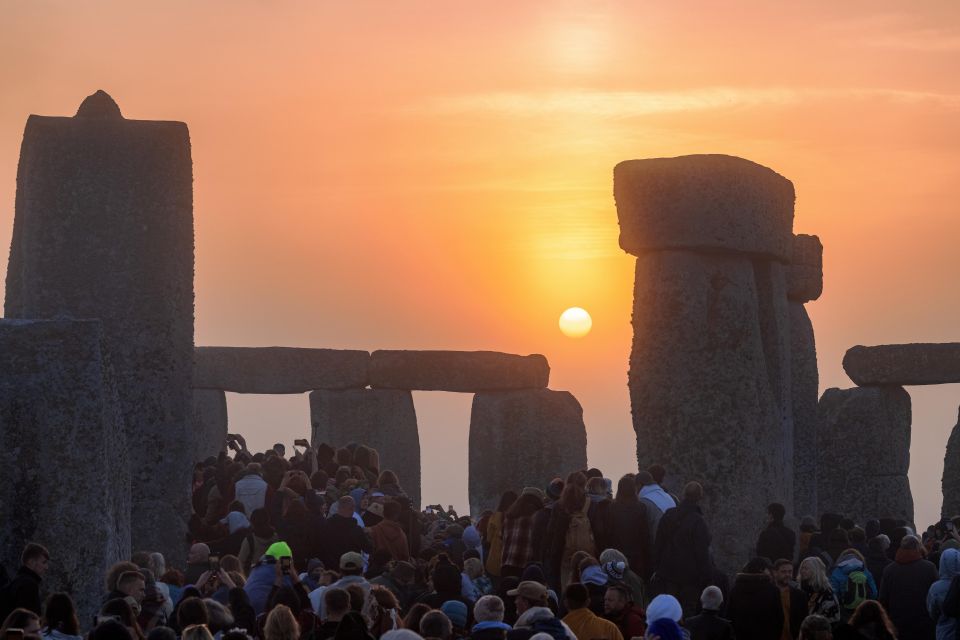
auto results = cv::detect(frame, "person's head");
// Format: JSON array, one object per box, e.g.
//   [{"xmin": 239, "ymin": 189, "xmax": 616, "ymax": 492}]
[
  {"xmin": 377, "ymin": 470, "xmax": 400, "ymax": 488},
  {"xmin": 508, "ymin": 580, "xmax": 548, "ymax": 615},
  {"xmin": 742, "ymin": 557, "xmax": 773, "ymax": 577},
  {"xmin": 559, "ymin": 482, "xmax": 586, "ymax": 515},
  {"xmin": 497, "ymin": 491, "xmax": 518, "ymax": 513},
  {"xmin": 682, "ymin": 481, "xmax": 703, "ymax": 503},
  {"xmin": 177, "ymin": 597, "xmax": 209, "ymax": 630},
  {"xmin": 440, "ymin": 601, "xmax": 467, "ymax": 632},
  {"xmin": 419, "ymin": 611, "xmax": 452, "ymax": 640},
  {"xmin": 100, "ymin": 599, "xmax": 140, "ymax": 638},
  {"xmin": 647, "ymin": 465, "xmax": 667, "ymax": 485},
  {"xmin": 603, "ymin": 584, "xmax": 632, "ymax": 616},
  {"xmin": 89, "ymin": 620, "xmax": 133, "ymax": 640},
  {"xmin": 506, "ymin": 493, "xmax": 544, "ymax": 519},
  {"xmin": 563, "ymin": 583, "xmax": 590, "ymax": 611},
  {"xmin": 474, "ymin": 595, "xmax": 505, "ymax": 623},
  {"xmin": 767, "ymin": 503, "xmax": 786, "ymax": 524},
  {"xmin": 849, "ymin": 600, "xmax": 896, "ymax": 636},
  {"xmin": 187, "ymin": 544, "xmax": 210, "ymax": 565},
  {"xmin": 148, "ymin": 553, "xmax": 166, "ymax": 579},
  {"xmin": 900, "ymin": 534, "xmax": 922, "ymax": 552},
  {"xmin": 339, "ymin": 552, "xmax": 364, "ymax": 576},
  {"xmin": 181, "ymin": 625, "xmax": 214, "ymax": 640},
  {"xmin": 614, "ymin": 475, "xmax": 638, "ymax": 504},
  {"xmin": 773, "ymin": 559, "xmax": 794, "ymax": 587},
  {"xmin": 324, "ymin": 588, "xmax": 350, "ymax": 622},
  {"xmin": 105, "ymin": 561, "xmax": 140, "ymax": 593},
  {"xmin": 798, "ymin": 557, "xmax": 829, "ymax": 591},
  {"xmin": 699, "ymin": 586, "xmax": 723, "ymax": 612},
  {"xmin": 2, "ymin": 608, "xmax": 41, "ymax": 635},
  {"xmin": 21, "ymin": 543, "xmax": 50, "ymax": 577},
  {"xmin": 587, "ymin": 476, "xmax": 607, "ymax": 497},
  {"xmin": 799, "ymin": 615, "xmax": 833, "ymax": 640},
  {"xmin": 41, "ymin": 593, "xmax": 79, "ymax": 635},
  {"xmin": 391, "ymin": 561, "xmax": 416, "ymax": 586},
  {"xmin": 402, "ymin": 604, "xmax": 431, "ymax": 633},
  {"xmin": 202, "ymin": 600, "xmax": 234, "ymax": 633},
  {"xmin": 634, "ymin": 471, "xmax": 654, "ymax": 490},
  {"xmin": 118, "ymin": 571, "xmax": 146, "ymax": 602},
  {"xmin": 272, "ymin": 443, "xmax": 286, "ymax": 458},
  {"xmin": 383, "ymin": 500, "xmax": 402, "ymax": 522},
  {"xmin": 264, "ymin": 605, "xmax": 299, "ymax": 640},
  {"xmin": 337, "ymin": 496, "xmax": 356, "ymax": 518},
  {"xmin": 147, "ymin": 627, "xmax": 177, "ymax": 640}
]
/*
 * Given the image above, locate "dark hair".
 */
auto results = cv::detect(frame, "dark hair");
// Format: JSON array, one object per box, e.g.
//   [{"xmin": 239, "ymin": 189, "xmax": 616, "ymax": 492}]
[
  {"xmin": 42, "ymin": 593, "xmax": 79, "ymax": 635},
  {"xmin": 419, "ymin": 611, "xmax": 452, "ymax": 640},
  {"xmin": 268, "ymin": 586, "xmax": 302, "ymax": 617},
  {"xmin": 647, "ymin": 464, "xmax": 667, "ymax": 484},
  {"xmin": 773, "ymin": 558, "xmax": 794, "ymax": 571},
  {"xmin": 177, "ymin": 597, "xmax": 209, "ymax": 630},
  {"xmin": 683, "ymin": 481, "xmax": 703, "ymax": 502},
  {"xmin": 310, "ymin": 471, "xmax": 329, "ymax": 490},
  {"xmin": 249, "ymin": 509, "xmax": 274, "ymax": 538},
  {"xmin": 767, "ymin": 503, "xmax": 786, "ymax": 522},
  {"xmin": 505, "ymin": 493, "xmax": 543, "ymax": 519},
  {"xmin": 563, "ymin": 583, "xmax": 590, "ymax": 609},
  {"xmin": 497, "ymin": 491, "xmax": 519, "ymax": 513},
  {"xmin": 226, "ymin": 588, "xmax": 256, "ymax": 635},
  {"xmin": 90, "ymin": 620, "xmax": 134, "ymax": 640},
  {"xmin": 383, "ymin": 500, "xmax": 401, "ymax": 521},
  {"xmin": 615, "ymin": 475, "xmax": 639, "ymax": 504},
  {"xmin": 147, "ymin": 627, "xmax": 177, "ymax": 640},
  {"xmin": 634, "ymin": 471, "xmax": 654, "ymax": 489},
  {"xmin": 559, "ymin": 482, "xmax": 586, "ymax": 515},
  {"xmin": 335, "ymin": 448, "xmax": 354, "ymax": 467},
  {"xmin": 228, "ymin": 501, "xmax": 245, "ymax": 515},
  {"xmin": 799, "ymin": 615, "xmax": 833, "ymax": 640},
  {"xmin": 743, "ymin": 557, "xmax": 772, "ymax": 574},
  {"xmin": 101, "ymin": 599, "xmax": 144, "ymax": 640},
  {"xmin": 2, "ymin": 608, "xmax": 40, "ymax": 633},
  {"xmin": 402, "ymin": 604, "xmax": 431, "ymax": 632},
  {"xmin": 106, "ymin": 561, "xmax": 141, "ymax": 592},
  {"xmin": 324, "ymin": 588, "xmax": 350, "ymax": 616},
  {"xmin": 849, "ymin": 527, "xmax": 867, "ymax": 544},
  {"xmin": 21, "ymin": 542, "xmax": 49, "ymax": 566},
  {"xmin": 849, "ymin": 601, "xmax": 896, "ymax": 638}
]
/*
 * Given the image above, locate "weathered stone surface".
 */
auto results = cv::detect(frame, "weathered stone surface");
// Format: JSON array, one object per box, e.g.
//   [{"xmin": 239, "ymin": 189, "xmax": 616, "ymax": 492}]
[
  {"xmin": 791, "ymin": 303, "xmax": 819, "ymax": 517},
  {"xmin": 369, "ymin": 350, "xmax": 549, "ymax": 392},
  {"xmin": 192, "ymin": 390, "xmax": 228, "ymax": 462},
  {"xmin": 4, "ymin": 91, "xmax": 194, "ymax": 561},
  {"xmin": 817, "ymin": 386, "xmax": 913, "ymax": 524},
  {"xmin": 787, "ymin": 234, "xmax": 823, "ymax": 303},
  {"xmin": 843, "ymin": 343, "xmax": 960, "ymax": 386},
  {"xmin": 629, "ymin": 250, "xmax": 791, "ymax": 573},
  {"xmin": 469, "ymin": 389, "xmax": 587, "ymax": 516},
  {"xmin": 310, "ymin": 389, "xmax": 420, "ymax": 507},
  {"xmin": 942, "ymin": 407, "xmax": 960, "ymax": 518},
  {"xmin": 0, "ymin": 319, "xmax": 130, "ymax": 626},
  {"xmin": 195, "ymin": 346, "xmax": 369, "ymax": 393},
  {"xmin": 614, "ymin": 154, "xmax": 795, "ymax": 261}
]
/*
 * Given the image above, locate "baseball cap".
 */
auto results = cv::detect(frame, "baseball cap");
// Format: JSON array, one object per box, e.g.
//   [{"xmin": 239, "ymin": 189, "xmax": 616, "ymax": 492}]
[
  {"xmin": 265, "ymin": 541, "xmax": 292, "ymax": 559},
  {"xmin": 506, "ymin": 580, "xmax": 547, "ymax": 602},
  {"xmin": 340, "ymin": 551, "xmax": 364, "ymax": 571}
]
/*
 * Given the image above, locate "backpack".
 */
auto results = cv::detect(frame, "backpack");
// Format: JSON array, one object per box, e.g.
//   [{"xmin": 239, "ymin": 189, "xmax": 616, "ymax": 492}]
[
  {"xmin": 842, "ymin": 570, "xmax": 869, "ymax": 610},
  {"xmin": 566, "ymin": 504, "xmax": 596, "ymax": 557}
]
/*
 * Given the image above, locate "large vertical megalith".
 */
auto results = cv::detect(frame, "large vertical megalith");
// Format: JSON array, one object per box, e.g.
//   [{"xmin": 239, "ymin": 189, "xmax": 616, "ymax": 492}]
[
  {"xmin": 0, "ymin": 319, "xmax": 130, "ymax": 625},
  {"xmin": 192, "ymin": 390, "xmax": 228, "ymax": 462},
  {"xmin": 615, "ymin": 154, "xmax": 796, "ymax": 571},
  {"xmin": 817, "ymin": 386, "xmax": 913, "ymax": 525},
  {"xmin": 468, "ymin": 389, "xmax": 587, "ymax": 516},
  {"xmin": 4, "ymin": 91, "xmax": 194, "ymax": 560},
  {"xmin": 942, "ymin": 407, "xmax": 960, "ymax": 517},
  {"xmin": 788, "ymin": 234, "xmax": 823, "ymax": 518},
  {"xmin": 310, "ymin": 389, "xmax": 421, "ymax": 507}
]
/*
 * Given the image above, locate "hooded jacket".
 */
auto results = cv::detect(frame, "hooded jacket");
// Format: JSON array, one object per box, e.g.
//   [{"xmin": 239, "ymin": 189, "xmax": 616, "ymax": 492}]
[
  {"xmin": 370, "ymin": 519, "xmax": 410, "ymax": 562},
  {"xmin": 927, "ymin": 548, "xmax": 960, "ymax": 640},
  {"xmin": 652, "ymin": 500, "xmax": 712, "ymax": 590},
  {"xmin": 829, "ymin": 555, "xmax": 878, "ymax": 606},
  {"xmin": 879, "ymin": 548, "xmax": 938, "ymax": 640}
]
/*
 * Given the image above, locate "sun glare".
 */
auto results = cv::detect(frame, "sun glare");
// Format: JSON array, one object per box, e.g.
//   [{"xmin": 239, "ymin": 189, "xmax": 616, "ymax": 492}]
[{"xmin": 559, "ymin": 307, "xmax": 592, "ymax": 338}]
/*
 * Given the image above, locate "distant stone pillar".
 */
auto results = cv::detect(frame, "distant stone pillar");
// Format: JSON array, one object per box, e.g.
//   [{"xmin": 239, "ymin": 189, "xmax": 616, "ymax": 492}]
[
  {"xmin": 817, "ymin": 386, "xmax": 913, "ymax": 524},
  {"xmin": 310, "ymin": 389, "xmax": 421, "ymax": 507},
  {"xmin": 0, "ymin": 319, "xmax": 130, "ymax": 626},
  {"xmin": 192, "ymin": 390, "xmax": 228, "ymax": 462},
  {"xmin": 468, "ymin": 389, "xmax": 587, "ymax": 515},
  {"xmin": 943, "ymin": 407, "xmax": 960, "ymax": 518},
  {"xmin": 4, "ymin": 91, "xmax": 194, "ymax": 561},
  {"xmin": 788, "ymin": 234, "xmax": 823, "ymax": 518},
  {"xmin": 614, "ymin": 154, "xmax": 796, "ymax": 572}
]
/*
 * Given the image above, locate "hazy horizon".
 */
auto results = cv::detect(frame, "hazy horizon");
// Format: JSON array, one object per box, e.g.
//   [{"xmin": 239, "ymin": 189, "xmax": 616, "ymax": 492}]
[{"xmin": 2, "ymin": 1, "xmax": 959, "ymax": 528}]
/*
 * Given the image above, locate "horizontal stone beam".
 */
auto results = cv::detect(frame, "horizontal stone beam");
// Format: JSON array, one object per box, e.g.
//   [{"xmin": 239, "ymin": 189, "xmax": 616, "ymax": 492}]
[
  {"xmin": 194, "ymin": 347, "xmax": 369, "ymax": 393},
  {"xmin": 614, "ymin": 154, "xmax": 795, "ymax": 261},
  {"xmin": 843, "ymin": 343, "xmax": 960, "ymax": 386},
  {"xmin": 368, "ymin": 350, "xmax": 549, "ymax": 392}
]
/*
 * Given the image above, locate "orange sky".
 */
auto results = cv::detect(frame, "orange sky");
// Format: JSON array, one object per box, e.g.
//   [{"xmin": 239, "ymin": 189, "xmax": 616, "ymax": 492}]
[{"xmin": 2, "ymin": 1, "xmax": 959, "ymax": 527}]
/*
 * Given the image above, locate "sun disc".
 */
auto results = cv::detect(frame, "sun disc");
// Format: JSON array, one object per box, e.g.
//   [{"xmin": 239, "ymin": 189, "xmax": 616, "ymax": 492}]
[{"xmin": 559, "ymin": 307, "xmax": 592, "ymax": 338}]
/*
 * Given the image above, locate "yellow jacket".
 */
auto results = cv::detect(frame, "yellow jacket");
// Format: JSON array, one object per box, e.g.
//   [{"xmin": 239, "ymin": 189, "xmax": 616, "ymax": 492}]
[{"xmin": 563, "ymin": 607, "xmax": 624, "ymax": 640}]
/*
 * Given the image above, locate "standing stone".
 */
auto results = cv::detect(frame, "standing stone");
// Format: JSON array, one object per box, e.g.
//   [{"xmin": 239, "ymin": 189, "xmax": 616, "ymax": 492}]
[
  {"xmin": 817, "ymin": 386, "xmax": 913, "ymax": 525},
  {"xmin": 942, "ymin": 407, "xmax": 960, "ymax": 517},
  {"xmin": 369, "ymin": 350, "xmax": 549, "ymax": 392},
  {"xmin": 310, "ymin": 389, "xmax": 420, "ymax": 507},
  {"xmin": 4, "ymin": 91, "xmax": 194, "ymax": 560},
  {"xmin": 615, "ymin": 155, "xmax": 796, "ymax": 572},
  {"xmin": 192, "ymin": 390, "xmax": 228, "ymax": 462},
  {"xmin": 0, "ymin": 319, "xmax": 130, "ymax": 625},
  {"xmin": 468, "ymin": 389, "xmax": 587, "ymax": 516},
  {"xmin": 791, "ymin": 303, "xmax": 819, "ymax": 517}
]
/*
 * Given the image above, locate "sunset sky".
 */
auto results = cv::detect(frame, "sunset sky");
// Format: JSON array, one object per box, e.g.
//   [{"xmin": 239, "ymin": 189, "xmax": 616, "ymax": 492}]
[{"xmin": 2, "ymin": 1, "xmax": 959, "ymax": 527}]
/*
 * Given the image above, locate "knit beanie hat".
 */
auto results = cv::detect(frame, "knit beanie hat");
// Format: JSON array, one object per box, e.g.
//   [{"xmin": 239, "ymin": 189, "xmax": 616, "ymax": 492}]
[
  {"xmin": 647, "ymin": 618, "xmax": 683, "ymax": 640},
  {"xmin": 441, "ymin": 601, "xmax": 468, "ymax": 629},
  {"xmin": 646, "ymin": 594, "xmax": 682, "ymax": 623},
  {"xmin": 265, "ymin": 541, "xmax": 293, "ymax": 559},
  {"xmin": 602, "ymin": 560, "xmax": 626, "ymax": 581}
]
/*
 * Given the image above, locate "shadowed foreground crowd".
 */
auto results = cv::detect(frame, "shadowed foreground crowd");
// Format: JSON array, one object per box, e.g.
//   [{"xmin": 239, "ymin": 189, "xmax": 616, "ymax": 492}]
[{"xmin": 3, "ymin": 436, "xmax": 960, "ymax": 640}]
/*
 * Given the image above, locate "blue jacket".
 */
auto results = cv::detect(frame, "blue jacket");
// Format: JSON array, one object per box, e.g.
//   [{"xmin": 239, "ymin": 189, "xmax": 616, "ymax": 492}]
[
  {"xmin": 928, "ymin": 548, "xmax": 960, "ymax": 640},
  {"xmin": 829, "ymin": 555, "xmax": 878, "ymax": 604},
  {"xmin": 243, "ymin": 559, "xmax": 295, "ymax": 615}
]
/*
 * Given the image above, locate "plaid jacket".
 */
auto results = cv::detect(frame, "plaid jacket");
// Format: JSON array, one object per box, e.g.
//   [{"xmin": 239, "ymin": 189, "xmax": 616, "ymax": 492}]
[{"xmin": 501, "ymin": 513, "xmax": 536, "ymax": 569}]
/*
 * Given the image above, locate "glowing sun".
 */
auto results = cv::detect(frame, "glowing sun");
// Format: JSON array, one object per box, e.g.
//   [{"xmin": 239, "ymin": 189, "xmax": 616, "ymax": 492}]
[{"xmin": 559, "ymin": 307, "xmax": 592, "ymax": 338}]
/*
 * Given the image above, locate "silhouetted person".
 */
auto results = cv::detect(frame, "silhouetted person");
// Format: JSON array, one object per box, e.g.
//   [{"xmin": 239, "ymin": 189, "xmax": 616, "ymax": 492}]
[{"xmin": 652, "ymin": 481, "xmax": 712, "ymax": 615}]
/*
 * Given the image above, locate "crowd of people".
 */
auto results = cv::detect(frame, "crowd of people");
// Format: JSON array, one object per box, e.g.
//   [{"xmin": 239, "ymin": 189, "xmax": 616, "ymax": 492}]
[{"xmin": 2, "ymin": 434, "xmax": 960, "ymax": 640}]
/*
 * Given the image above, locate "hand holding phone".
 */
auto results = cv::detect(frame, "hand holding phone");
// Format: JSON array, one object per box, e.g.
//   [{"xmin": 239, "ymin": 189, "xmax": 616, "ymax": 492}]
[{"xmin": 209, "ymin": 555, "xmax": 220, "ymax": 572}]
